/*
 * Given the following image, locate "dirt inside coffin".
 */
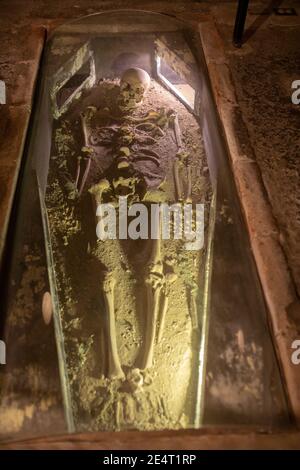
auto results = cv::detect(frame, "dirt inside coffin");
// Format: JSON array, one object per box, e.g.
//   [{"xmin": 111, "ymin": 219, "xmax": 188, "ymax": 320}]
[{"xmin": 45, "ymin": 79, "xmax": 211, "ymax": 431}]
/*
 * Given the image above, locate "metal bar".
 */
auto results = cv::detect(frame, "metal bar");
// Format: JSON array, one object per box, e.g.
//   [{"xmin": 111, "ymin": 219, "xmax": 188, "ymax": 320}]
[{"xmin": 233, "ymin": 0, "xmax": 250, "ymax": 47}]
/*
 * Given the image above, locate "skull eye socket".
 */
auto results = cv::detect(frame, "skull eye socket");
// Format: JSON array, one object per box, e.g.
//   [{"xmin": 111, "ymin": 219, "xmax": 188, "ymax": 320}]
[{"xmin": 121, "ymin": 82, "xmax": 131, "ymax": 92}]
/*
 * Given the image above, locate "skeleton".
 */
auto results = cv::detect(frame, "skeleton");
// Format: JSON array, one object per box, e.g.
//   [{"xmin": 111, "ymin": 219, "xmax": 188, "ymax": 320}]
[
  {"xmin": 73, "ymin": 67, "xmax": 198, "ymax": 380},
  {"xmin": 117, "ymin": 67, "xmax": 151, "ymax": 112},
  {"xmin": 88, "ymin": 165, "xmax": 167, "ymax": 376}
]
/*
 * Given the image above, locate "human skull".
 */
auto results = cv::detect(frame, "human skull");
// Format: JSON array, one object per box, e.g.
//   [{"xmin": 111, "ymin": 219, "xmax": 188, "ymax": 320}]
[{"xmin": 118, "ymin": 67, "xmax": 150, "ymax": 112}]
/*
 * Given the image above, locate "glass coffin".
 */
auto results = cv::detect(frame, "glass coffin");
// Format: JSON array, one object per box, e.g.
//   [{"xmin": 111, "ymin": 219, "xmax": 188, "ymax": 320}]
[{"xmin": 0, "ymin": 11, "xmax": 289, "ymax": 438}]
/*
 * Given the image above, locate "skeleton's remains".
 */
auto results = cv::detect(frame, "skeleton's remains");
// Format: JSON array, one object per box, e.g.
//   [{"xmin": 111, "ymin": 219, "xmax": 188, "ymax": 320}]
[
  {"xmin": 0, "ymin": 10, "xmax": 290, "ymax": 441},
  {"xmin": 44, "ymin": 32, "xmax": 212, "ymax": 431}
]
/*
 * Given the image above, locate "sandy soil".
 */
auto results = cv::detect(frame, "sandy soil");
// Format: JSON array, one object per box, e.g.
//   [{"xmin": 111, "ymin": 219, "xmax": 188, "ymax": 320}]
[
  {"xmin": 45, "ymin": 78, "xmax": 211, "ymax": 431},
  {"xmin": 228, "ymin": 27, "xmax": 300, "ymax": 297}
]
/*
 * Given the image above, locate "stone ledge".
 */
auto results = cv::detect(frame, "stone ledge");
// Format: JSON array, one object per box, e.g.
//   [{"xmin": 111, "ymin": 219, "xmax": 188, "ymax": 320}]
[
  {"xmin": 0, "ymin": 105, "xmax": 31, "ymax": 264},
  {"xmin": 0, "ymin": 61, "xmax": 43, "ymax": 106},
  {"xmin": 0, "ymin": 28, "xmax": 45, "ymax": 266},
  {"xmin": 1, "ymin": 427, "xmax": 300, "ymax": 450},
  {"xmin": 0, "ymin": 26, "xmax": 45, "ymax": 63},
  {"xmin": 199, "ymin": 19, "xmax": 300, "ymax": 424}
]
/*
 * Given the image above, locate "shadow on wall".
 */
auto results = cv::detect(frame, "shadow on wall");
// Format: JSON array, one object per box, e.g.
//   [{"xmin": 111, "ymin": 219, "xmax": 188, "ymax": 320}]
[{"xmin": 244, "ymin": 0, "xmax": 284, "ymax": 43}]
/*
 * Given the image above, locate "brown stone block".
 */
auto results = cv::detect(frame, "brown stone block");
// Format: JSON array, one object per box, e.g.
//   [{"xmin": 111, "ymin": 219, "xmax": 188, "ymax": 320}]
[
  {"xmin": 0, "ymin": 163, "xmax": 18, "ymax": 257},
  {"xmin": 0, "ymin": 60, "xmax": 41, "ymax": 106},
  {"xmin": 232, "ymin": 160, "xmax": 279, "ymax": 238},
  {"xmin": 199, "ymin": 18, "xmax": 300, "ymax": 423},
  {"xmin": 0, "ymin": 105, "xmax": 30, "ymax": 164},
  {"xmin": 0, "ymin": 26, "xmax": 45, "ymax": 64},
  {"xmin": 0, "ymin": 107, "xmax": 9, "ymax": 142},
  {"xmin": 199, "ymin": 21, "xmax": 227, "ymax": 65},
  {"xmin": 0, "ymin": 24, "xmax": 44, "ymax": 264},
  {"xmin": 205, "ymin": 62, "xmax": 238, "ymax": 108},
  {"xmin": 1, "ymin": 427, "xmax": 300, "ymax": 450},
  {"xmin": 0, "ymin": 26, "xmax": 44, "ymax": 106},
  {"xmin": 0, "ymin": 105, "xmax": 31, "ymax": 264}
]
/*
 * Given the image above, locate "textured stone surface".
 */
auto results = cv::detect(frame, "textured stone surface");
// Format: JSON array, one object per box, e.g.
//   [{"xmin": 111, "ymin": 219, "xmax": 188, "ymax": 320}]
[
  {"xmin": 1, "ymin": 427, "xmax": 300, "ymax": 450},
  {"xmin": 227, "ymin": 26, "xmax": 300, "ymax": 296},
  {"xmin": 199, "ymin": 9, "xmax": 300, "ymax": 424},
  {"xmin": 1, "ymin": 0, "xmax": 300, "ymax": 446},
  {"xmin": 0, "ymin": 24, "xmax": 44, "ymax": 266},
  {"xmin": 0, "ymin": 105, "xmax": 31, "ymax": 261}
]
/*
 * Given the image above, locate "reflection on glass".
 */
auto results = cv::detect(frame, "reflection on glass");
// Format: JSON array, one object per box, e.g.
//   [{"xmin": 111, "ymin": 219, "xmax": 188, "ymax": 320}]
[{"xmin": 0, "ymin": 11, "xmax": 289, "ymax": 440}]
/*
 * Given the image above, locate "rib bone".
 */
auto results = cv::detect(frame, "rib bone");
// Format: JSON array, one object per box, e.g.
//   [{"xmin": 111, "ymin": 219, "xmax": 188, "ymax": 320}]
[
  {"xmin": 172, "ymin": 113, "xmax": 192, "ymax": 202},
  {"xmin": 78, "ymin": 108, "xmax": 95, "ymax": 196},
  {"xmin": 173, "ymin": 113, "xmax": 184, "ymax": 201}
]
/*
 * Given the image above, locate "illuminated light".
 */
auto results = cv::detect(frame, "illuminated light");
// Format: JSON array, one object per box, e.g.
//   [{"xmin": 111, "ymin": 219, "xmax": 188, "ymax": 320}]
[
  {"xmin": 194, "ymin": 188, "xmax": 217, "ymax": 427},
  {"xmin": 156, "ymin": 56, "xmax": 195, "ymax": 111}
]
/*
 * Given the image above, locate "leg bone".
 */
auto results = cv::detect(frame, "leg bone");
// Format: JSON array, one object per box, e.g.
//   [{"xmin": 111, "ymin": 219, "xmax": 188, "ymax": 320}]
[
  {"xmin": 78, "ymin": 109, "xmax": 95, "ymax": 195},
  {"xmin": 157, "ymin": 272, "xmax": 177, "ymax": 343},
  {"xmin": 89, "ymin": 179, "xmax": 111, "ymax": 235},
  {"xmin": 173, "ymin": 113, "xmax": 183, "ymax": 151},
  {"xmin": 102, "ymin": 272, "xmax": 124, "ymax": 379},
  {"xmin": 140, "ymin": 214, "xmax": 164, "ymax": 370},
  {"xmin": 140, "ymin": 268, "xmax": 164, "ymax": 370},
  {"xmin": 187, "ymin": 282, "xmax": 199, "ymax": 329}
]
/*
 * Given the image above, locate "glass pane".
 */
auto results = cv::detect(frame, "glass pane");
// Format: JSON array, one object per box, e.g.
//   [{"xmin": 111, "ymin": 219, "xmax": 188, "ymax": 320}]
[{"xmin": 0, "ymin": 10, "xmax": 289, "ymax": 440}]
